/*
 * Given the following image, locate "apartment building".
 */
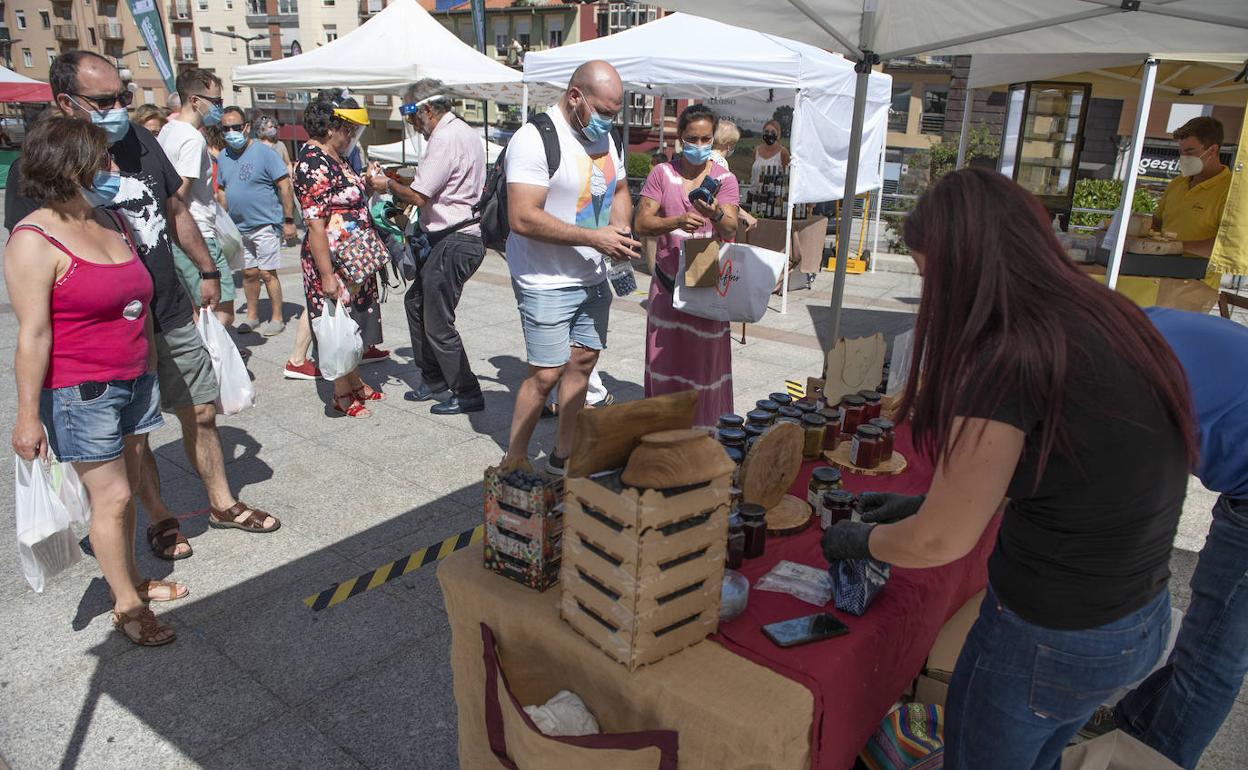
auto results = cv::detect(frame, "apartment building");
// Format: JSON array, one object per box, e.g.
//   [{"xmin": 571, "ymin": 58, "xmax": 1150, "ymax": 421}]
[{"xmin": 1, "ymin": 0, "xmax": 170, "ymax": 106}]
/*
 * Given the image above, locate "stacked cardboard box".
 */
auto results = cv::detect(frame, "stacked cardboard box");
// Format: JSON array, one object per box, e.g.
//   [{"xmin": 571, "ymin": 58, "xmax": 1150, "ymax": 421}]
[
  {"xmin": 483, "ymin": 467, "xmax": 564, "ymax": 592},
  {"xmin": 912, "ymin": 589, "xmax": 985, "ymax": 706},
  {"xmin": 561, "ymin": 472, "xmax": 732, "ymax": 671}
]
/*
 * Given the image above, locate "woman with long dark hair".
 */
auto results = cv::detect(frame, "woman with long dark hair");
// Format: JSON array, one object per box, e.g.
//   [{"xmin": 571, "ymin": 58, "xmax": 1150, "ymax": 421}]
[{"xmin": 822, "ymin": 168, "xmax": 1196, "ymax": 769}]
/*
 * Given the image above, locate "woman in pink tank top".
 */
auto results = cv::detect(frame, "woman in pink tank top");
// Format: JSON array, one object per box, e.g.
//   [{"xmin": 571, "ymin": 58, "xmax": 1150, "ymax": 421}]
[{"xmin": 5, "ymin": 116, "xmax": 179, "ymax": 647}]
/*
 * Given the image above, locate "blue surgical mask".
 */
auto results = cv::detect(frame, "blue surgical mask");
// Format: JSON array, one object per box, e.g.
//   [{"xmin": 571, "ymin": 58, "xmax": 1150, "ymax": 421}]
[
  {"xmin": 682, "ymin": 143, "xmax": 712, "ymax": 165},
  {"xmin": 572, "ymin": 96, "xmax": 613, "ymax": 143},
  {"xmin": 224, "ymin": 130, "xmax": 247, "ymax": 150},
  {"xmin": 201, "ymin": 102, "xmax": 223, "ymax": 127},
  {"xmin": 91, "ymin": 107, "xmax": 131, "ymax": 144},
  {"xmin": 82, "ymin": 170, "xmax": 122, "ymax": 207}
]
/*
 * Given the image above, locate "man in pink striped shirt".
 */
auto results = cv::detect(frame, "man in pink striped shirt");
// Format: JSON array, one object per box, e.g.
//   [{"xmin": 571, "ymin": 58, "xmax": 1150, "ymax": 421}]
[{"xmin": 374, "ymin": 83, "xmax": 487, "ymax": 415}]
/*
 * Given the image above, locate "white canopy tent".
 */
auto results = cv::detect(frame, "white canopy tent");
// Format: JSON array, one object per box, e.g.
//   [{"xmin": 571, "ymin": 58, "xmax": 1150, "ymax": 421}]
[
  {"xmin": 658, "ymin": 0, "xmax": 1248, "ymax": 341},
  {"xmin": 232, "ymin": 0, "xmax": 559, "ymax": 104},
  {"xmin": 523, "ymin": 13, "xmax": 892, "ymax": 312},
  {"xmin": 368, "ymin": 133, "xmax": 504, "ymax": 166}
]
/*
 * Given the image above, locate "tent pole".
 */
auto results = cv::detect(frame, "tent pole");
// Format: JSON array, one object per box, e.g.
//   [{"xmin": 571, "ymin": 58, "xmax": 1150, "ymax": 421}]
[
  {"xmin": 521, "ymin": 84, "xmax": 529, "ymax": 120},
  {"xmin": 657, "ymin": 92, "xmax": 666, "ymax": 155},
  {"xmin": 828, "ymin": 3, "xmax": 876, "ymax": 344},
  {"xmin": 1106, "ymin": 57, "xmax": 1158, "ymax": 292},
  {"xmin": 870, "ymin": 137, "xmax": 885, "ymax": 270},
  {"xmin": 955, "ymin": 88, "xmax": 974, "ymax": 168},
  {"xmin": 781, "ymin": 89, "xmax": 803, "ymax": 315}
]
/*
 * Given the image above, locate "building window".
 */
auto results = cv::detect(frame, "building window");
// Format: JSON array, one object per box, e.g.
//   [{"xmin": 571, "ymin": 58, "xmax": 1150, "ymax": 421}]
[
  {"xmin": 515, "ymin": 18, "xmax": 530, "ymax": 48},
  {"xmin": 88, "ymin": 28, "xmax": 97, "ymax": 45},
  {"xmin": 889, "ymin": 84, "xmax": 910, "ymax": 132},
  {"xmin": 246, "ymin": 0, "xmax": 264, "ymax": 14},
  {"xmin": 604, "ymin": 2, "xmax": 656, "ymax": 35},
  {"xmin": 46, "ymin": 47, "xmax": 55, "ymax": 64},
  {"xmin": 547, "ymin": 17, "xmax": 563, "ymax": 48},
  {"xmin": 250, "ymin": 44, "xmax": 271, "ymax": 61},
  {"xmin": 227, "ymin": 26, "xmax": 237, "ymax": 51},
  {"xmin": 371, "ymin": 94, "xmax": 388, "ymax": 106},
  {"xmin": 255, "ymin": 91, "xmax": 276, "ymax": 103},
  {"xmin": 143, "ymin": 88, "xmax": 154, "ymax": 104},
  {"xmin": 226, "ymin": 0, "xmax": 232, "ymax": 7},
  {"xmin": 198, "ymin": 0, "xmax": 207, "ymax": 9},
  {"xmin": 921, "ymin": 86, "xmax": 948, "ymax": 135},
  {"xmin": 614, "ymin": 92, "xmax": 652, "ymax": 128},
  {"xmin": 323, "ymin": 0, "xmax": 335, "ymax": 6},
  {"xmin": 367, "ymin": 0, "xmax": 381, "ymax": 12},
  {"xmin": 324, "ymin": 24, "xmax": 337, "ymax": 43},
  {"xmin": 493, "ymin": 19, "xmax": 508, "ymax": 52},
  {"xmin": 138, "ymin": 49, "xmax": 151, "ymax": 67},
  {"xmin": 15, "ymin": 11, "xmax": 26, "ymax": 30},
  {"xmin": 39, "ymin": 10, "xmax": 50, "ymax": 29},
  {"xmin": 21, "ymin": 48, "xmax": 31, "ymax": 67},
  {"xmin": 277, "ymin": 0, "xmax": 296, "ymax": 13},
  {"xmin": 200, "ymin": 29, "xmax": 214, "ymax": 51}
]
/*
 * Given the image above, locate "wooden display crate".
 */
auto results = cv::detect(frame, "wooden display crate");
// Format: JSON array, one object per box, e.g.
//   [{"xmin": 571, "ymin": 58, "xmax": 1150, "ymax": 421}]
[
  {"xmin": 483, "ymin": 467, "xmax": 563, "ymax": 592},
  {"xmin": 561, "ymin": 473, "xmax": 731, "ymax": 671}
]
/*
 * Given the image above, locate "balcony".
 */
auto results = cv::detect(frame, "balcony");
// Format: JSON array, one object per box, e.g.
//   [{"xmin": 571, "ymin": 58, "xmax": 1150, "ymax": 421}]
[
  {"xmin": 97, "ymin": 20, "xmax": 124, "ymax": 40},
  {"xmin": 170, "ymin": 1, "xmax": 192, "ymax": 22},
  {"xmin": 176, "ymin": 47, "xmax": 197, "ymax": 62},
  {"xmin": 359, "ymin": 0, "xmax": 382, "ymax": 16},
  {"xmin": 887, "ymin": 111, "xmax": 909, "ymax": 133},
  {"xmin": 53, "ymin": 23, "xmax": 79, "ymax": 41}
]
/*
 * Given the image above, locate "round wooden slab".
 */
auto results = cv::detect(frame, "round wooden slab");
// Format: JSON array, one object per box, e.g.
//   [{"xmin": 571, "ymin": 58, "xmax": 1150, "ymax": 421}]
[
  {"xmin": 739, "ymin": 421, "xmax": 804, "ymax": 509},
  {"xmin": 824, "ymin": 444, "xmax": 908, "ymax": 477},
  {"xmin": 766, "ymin": 494, "xmax": 813, "ymax": 535}
]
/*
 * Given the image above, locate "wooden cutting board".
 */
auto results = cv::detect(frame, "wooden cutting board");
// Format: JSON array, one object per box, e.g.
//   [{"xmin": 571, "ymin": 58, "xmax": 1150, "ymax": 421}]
[
  {"xmin": 567, "ymin": 390, "xmax": 697, "ymax": 478},
  {"xmin": 766, "ymin": 494, "xmax": 813, "ymax": 535},
  {"xmin": 739, "ymin": 421, "xmax": 804, "ymax": 510},
  {"xmin": 824, "ymin": 444, "xmax": 908, "ymax": 477}
]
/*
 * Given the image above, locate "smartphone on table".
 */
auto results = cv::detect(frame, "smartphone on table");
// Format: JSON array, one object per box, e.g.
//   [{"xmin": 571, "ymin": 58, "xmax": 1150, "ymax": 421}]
[{"xmin": 762, "ymin": 612, "xmax": 850, "ymax": 648}]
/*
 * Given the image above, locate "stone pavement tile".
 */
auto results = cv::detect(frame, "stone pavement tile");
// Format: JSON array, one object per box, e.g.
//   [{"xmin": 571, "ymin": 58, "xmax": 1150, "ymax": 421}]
[
  {"xmin": 298, "ymin": 622, "xmax": 458, "ymax": 770},
  {"xmin": 192, "ymin": 711, "xmax": 367, "ymax": 770},
  {"xmin": 392, "ymin": 392, "xmax": 521, "ymax": 438},
  {"xmin": 1201, "ymin": 702, "xmax": 1248, "ymax": 770},
  {"xmin": 0, "ymin": 634, "xmax": 283, "ymax": 770},
  {"xmin": 405, "ymin": 437, "xmax": 508, "ymax": 499},
  {"xmin": 196, "ymin": 556, "xmax": 432, "ymax": 707}
]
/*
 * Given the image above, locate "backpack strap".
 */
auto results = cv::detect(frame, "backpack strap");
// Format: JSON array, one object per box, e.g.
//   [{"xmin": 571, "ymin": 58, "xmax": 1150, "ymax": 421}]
[{"xmin": 530, "ymin": 112, "xmax": 561, "ymax": 178}]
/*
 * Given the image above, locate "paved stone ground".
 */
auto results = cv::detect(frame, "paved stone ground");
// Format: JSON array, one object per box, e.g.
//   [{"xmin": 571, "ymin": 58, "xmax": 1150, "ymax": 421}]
[{"xmin": 0, "ymin": 226, "xmax": 1243, "ymax": 769}]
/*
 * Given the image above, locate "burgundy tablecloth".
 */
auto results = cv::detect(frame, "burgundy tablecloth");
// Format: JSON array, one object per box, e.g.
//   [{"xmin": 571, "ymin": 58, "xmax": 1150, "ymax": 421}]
[{"xmin": 712, "ymin": 426, "xmax": 999, "ymax": 770}]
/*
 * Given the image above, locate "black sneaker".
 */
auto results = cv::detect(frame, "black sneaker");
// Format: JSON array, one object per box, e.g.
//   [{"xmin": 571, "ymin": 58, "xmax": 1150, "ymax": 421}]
[
  {"xmin": 1078, "ymin": 705, "xmax": 1119, "ymax": 739},
  {"xmin": 543, "ymin": 453, "xmax": 567, "ymax": 477}
]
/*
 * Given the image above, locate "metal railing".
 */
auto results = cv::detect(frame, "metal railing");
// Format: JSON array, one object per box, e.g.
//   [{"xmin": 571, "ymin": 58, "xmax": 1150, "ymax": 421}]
[
  {"xmin": 97, "ymin": 20, "xmax": 123, "ymax": 39},
  {"xmin": 919, "ymin": 113, "xmax": 945, "ymax": 135},
  {"xmin": 53, "ymin": 23, "xmax": 79, "ymax": 41}
]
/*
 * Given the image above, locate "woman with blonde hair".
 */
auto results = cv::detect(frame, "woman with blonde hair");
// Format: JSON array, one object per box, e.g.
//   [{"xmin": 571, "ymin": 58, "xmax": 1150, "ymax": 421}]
[{"xmin": 711, "ymin": 119, "xmax": 755, "ymax": 232}]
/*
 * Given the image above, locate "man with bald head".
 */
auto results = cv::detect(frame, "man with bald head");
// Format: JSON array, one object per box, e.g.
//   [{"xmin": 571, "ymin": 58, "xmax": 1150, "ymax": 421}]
[{"xmin": 501, "ymin": 60, "xmax": 639, "ymax": 474}]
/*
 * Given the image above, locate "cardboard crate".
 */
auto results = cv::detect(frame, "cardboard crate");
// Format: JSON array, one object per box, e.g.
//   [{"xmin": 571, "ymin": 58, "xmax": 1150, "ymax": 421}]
[
  {"xmin": 483, "ymin": 467, "xmax": 563, "ymax": 592},
  {"xmin": 560, "ymin": 472, "xmax": 731, "ymax": 671}
]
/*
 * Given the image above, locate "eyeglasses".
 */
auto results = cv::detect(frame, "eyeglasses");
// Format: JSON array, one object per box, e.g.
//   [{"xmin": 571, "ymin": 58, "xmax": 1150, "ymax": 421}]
[
  {"xmin": 70, "ymin": 90, "xmax": 133, "ymax": 112},
  {"xmin": 399, "ymin": 103, "xmax": 420, "ymax": 116},
  {"xmin": 192, "ymin": 93, "xmax": 225, "ymax": 107}
]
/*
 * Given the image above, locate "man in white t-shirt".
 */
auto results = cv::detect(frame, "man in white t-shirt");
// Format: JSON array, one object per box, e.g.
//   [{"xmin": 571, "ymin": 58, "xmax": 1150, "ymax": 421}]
[
  {"xmin": 158, "ymin": 68, "xmax": 234, "ymax": 327},
  {"xmin": 501, "ymin": 60, "xmax": 640, "ymax": 474}
]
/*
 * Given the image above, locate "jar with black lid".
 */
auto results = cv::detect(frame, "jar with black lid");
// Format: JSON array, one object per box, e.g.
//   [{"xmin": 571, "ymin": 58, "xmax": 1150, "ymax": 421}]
[
  {"xmin": 851, "ymin": 424, "xmax": 884, "ymax": 469},
  {"xmin": 858, "ymin": 390, "xmax": 883, "ymax": 421},
  {"xmin": 820, "ymin": 408, "xmax": 843, "ymax": 449},
  {"xmin": 718, "ymin": 413, "xmax": 745, "ymax": 431},
  {"xmin": 794, "ymin": 399, "xmax": 818, "ymax": 416},
  {"xmin": 808, "ymin": 466, "xmax": 843, "ymax": 511},
  {"xmin": 801, "ymin": 413, "xmax": 827, "ymax": 459},
  {"xmin": 769, "ymin": 392, "xmax": 794, "ymax": 408},
  {"xmin": 746, "ymin": 409, "xmax": 773, "ymax": 430},
  {"xmin": 738, "ymin": 503, "xmax": 767, "ymax": 558},
  {"xmin": 726, "ymin": 513, "xmax": 746, "ymax": 569},
  {"xmin": 821, "ymin": 489, "xmax": 856, "ymax": 529},
  {"xmin": 868, "ymin": 417, "xmax": 895, "ymax": 460},
  {"xmin": 839, "ymin": 395, "xmax": 867, "ymax": 437},
  {"xmin": 777, "ymin": 405, "xmax": 802, "ymax": 425},
  {"xmin": 718, "ymin": 427, "xmax": 747, "ymax": 452},
  {"xmin": 755, "ymin": 399, "xmax": 780, "ymax": 417}
]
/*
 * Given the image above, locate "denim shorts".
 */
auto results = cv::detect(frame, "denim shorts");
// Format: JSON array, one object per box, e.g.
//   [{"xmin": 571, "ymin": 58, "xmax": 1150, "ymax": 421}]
[
  {"xmin": 39, "ymin": 372, "xmax": 164, "ymax": 463},
  {"xmin": 512, "ymin": 280, "xmax": 611, "ymax": 367}
]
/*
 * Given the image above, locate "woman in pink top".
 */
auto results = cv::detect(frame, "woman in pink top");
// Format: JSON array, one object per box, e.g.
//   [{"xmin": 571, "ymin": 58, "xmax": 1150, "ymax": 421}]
[
  {"xmin": 635, "ymin": 105, "xmax": 741, "ymax": 426},
  {"xmin": 6, "ymin": 116, "xmax": 178, "ymax": 648}
]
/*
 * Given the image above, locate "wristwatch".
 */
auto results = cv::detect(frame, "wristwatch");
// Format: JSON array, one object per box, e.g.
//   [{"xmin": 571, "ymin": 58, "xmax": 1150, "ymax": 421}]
[
  {"xmin": 710, "ymin": 207, "xmax": 725, "ymax": 223},
  {"xmin": 199, "ymin": 270, "xmax": 222, "ymax": 280},
  {"xmin": 283, "ymin": 216, "xmax": 294, "ymax": 224}
]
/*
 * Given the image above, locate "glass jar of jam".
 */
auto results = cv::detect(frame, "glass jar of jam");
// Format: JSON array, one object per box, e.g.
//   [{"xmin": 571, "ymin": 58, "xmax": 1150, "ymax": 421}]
[
  {"xmin": 858, "ymin": 390, "xmax": 883, "ymax": 421},
  {"xmin": 755, "ymin": 399, "xmax": 780, "ymax": 419},
  {"xmin": 851, "ymin": 424, "xmax": 884, "ymax": 469},
  {"xmin": 768, "ymin": 392, "xmax": 794, "ymax": 408},
  {"xmin": 800, "ymin": 413, "xmax": 827, "ymax": 459},
  {"xmin": 718, "ymin": 427, "xmax": 747, "ymax": 453},
  {"xmin": 726, "ymin": 512, "xmax": 746, "ymax": 569},
  {"xmin": 744, "ymin": 424, "xmax": 767, "ymax": 455},
  {"xmin": 794, "ymin": 399, "xmax": 818, "ymax": 416},
  {"xmin": 868, "ymin": 417, "xmax": 895, "ymax": 460},
  {"xmin": 717, "ymin": 413, "xmax": 745, "ymax": 431},
  {"xmin": 777, "ymin": 405, "xmax": 802, "ymax": 425},
  {"xmin": 746, "ymin": 409, "xmax": 773, "ymax": 430},
  {"xmin": 738, "ymin": 503, "xmax": 767, "ymax": 558},
  {"xmin": 839, "ymin": 395, "xmax": 867, "ymax": 437},
  {"xmin": 808, "ymin": 466, "xmax": 843, "ymax": 511},
  {"xmin": 821, "ymin": 489, "xmax": 856, "ymax": 529},
  {"xmin": 819, "ymin": 408, "xmax": 843, "ymax": 449}
]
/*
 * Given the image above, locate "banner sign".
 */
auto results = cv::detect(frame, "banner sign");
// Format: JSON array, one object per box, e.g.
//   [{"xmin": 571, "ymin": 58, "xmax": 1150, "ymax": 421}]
[
  {"xmin": 126, "ymin": 0, "xmax": 176, "ymax": 95},
  {"xmin": 470, "ymin": 0, "xmax": 487, "ymax": 54}
]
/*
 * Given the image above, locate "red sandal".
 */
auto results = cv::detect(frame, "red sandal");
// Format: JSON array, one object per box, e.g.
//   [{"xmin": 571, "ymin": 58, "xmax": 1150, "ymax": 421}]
[
  {"xmin": 333, "ymin": 393, "xmax": 371, "ymax": 418},
  {"xmin": 352, "ymin": 385, "xmax": 385, "ymax": 402}
]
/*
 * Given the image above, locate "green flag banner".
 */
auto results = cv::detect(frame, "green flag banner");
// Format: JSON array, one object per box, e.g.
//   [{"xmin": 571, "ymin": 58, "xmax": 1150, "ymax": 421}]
[{"xmin": 126, "ymin": 0, "xmax": 176, "ymax": 95}]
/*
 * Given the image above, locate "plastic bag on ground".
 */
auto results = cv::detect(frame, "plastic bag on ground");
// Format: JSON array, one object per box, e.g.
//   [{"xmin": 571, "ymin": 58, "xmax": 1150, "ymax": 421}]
[
  {"xmin": 312, "ymin": 296, "xmax": 363, "ymax": 381},
  {"xmin": 196, "ymin": 310, "xmax": 256, "ymax": 416},
  {"xmin": 14, "ymin": 455, "xmax": 82, "ymax": 592}
]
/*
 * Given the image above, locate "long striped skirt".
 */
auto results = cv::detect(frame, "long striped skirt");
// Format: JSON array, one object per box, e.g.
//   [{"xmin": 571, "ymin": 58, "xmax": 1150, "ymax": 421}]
[{"xmin": 644, "ymin": 279, "xmax": 733, "ymax": 428}]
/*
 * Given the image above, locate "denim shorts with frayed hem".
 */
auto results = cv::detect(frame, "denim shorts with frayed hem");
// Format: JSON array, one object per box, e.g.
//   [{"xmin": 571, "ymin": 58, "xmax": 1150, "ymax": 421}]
[
  {"xmin": 512, "ymin": 279, "xmax": 611, "ymax": 368},
  {"xmin": 39, "ymin": 372, "xmax": 164, "ymax": 463}
]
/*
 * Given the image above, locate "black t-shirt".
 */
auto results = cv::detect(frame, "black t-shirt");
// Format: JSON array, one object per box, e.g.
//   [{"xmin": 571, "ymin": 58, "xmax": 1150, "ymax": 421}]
[
  {"xmin": 5, "ymin": 122, "xmax": 192, "ymax": 333},
  {"xmin": 967, "ymin": 333, "xmax": 1188, "ymax": 630}
]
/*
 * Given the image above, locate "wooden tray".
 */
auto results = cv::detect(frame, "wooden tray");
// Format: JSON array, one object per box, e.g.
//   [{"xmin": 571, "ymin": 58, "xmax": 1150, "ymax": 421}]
[
  {"xmin": 739, "ymin": 421, "xmax": 804, "ymax": 510},
  {"xmin": 824, "ymin": 444, "xmax": 908, "ymax": 477},
  {"xmin": 766, "ymin": 494, "xmax": 813, "ymax": 535}
]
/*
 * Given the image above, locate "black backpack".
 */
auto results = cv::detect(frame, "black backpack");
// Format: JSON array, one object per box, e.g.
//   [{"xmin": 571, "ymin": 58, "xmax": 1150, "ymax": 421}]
[{"xmin": 477, "ymin": 113, "xmax": 561, "ymax": 253}]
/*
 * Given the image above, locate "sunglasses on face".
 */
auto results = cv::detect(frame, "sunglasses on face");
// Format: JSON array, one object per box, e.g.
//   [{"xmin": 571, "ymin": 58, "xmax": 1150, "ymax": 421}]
[
  {"xmin": 193, "ymin": 93, "xmax": 225, "ymax": 107},
  {"xmin": 71, "ymin": 90, "xmax": 134, "ymax": 111},
  {"xmin": 221, "ymin": 123, "xmax": 246, "ymax": 132}
]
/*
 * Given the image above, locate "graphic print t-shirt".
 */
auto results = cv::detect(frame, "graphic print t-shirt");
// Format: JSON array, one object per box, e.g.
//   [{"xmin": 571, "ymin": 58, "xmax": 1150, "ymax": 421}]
[{"xmin": 503, "ymin": 105, "xmax": 625, "ymax": 290}]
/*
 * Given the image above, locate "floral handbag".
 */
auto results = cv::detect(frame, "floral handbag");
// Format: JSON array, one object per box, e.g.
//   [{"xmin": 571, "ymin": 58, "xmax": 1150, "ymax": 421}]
[{"xmin": 331, "ymin": 221, "xmax": 389, "ymax": 285}]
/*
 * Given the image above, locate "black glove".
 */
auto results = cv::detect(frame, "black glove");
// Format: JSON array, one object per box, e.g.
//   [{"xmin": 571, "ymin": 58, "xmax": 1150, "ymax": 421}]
[
  {"xmin": 822, "ymin": 519, "xmax": 875, "ymax": 563},
  {"xmin": 858, "ymin": 493, "xmax": 925, "ymax": 525}
]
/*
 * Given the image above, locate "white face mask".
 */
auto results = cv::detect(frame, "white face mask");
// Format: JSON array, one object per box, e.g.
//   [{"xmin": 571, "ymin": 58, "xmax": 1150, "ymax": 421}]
[{"xmin": 1177, "ymin": 150, "xmax": 1208, "ymax": 177}]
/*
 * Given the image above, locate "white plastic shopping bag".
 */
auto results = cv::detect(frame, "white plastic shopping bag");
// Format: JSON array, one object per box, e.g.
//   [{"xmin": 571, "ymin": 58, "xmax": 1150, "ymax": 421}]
[
  {"xmin": 196, "ymin": 310, "xmax": 256, "ymax": 416},
  {"xmin": 312, "ymin": 296, "xmax": 363, "ymax": 381},
  {"xmin": 14, "ymin": 456, "xmax": 82, "ymax": 592},
  {"xmin": 672, "ymin": 241, "xmax": 786, "ymax": 323},
  {"xmin": 47, "ymin": 449, "xmax": 89, "ymax": 528},
  {"xmin": 213, "ymin": 203, "xmax": 245, "ymax": 272}
]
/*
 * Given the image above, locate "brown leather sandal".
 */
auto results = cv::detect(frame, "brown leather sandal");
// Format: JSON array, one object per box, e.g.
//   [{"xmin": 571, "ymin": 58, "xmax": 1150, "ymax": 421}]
[
  {"xmin": 147, "ymin": 518, "xmax": 193, "ymax": 561},
  {"xmin": 209, "ymin": 502, "xmax": 281, "ymax": 533},
  {"xmin": 137, "ymin": 579, "xmax": 190, "ymax": 603},
  {"xmin": 111, "ymin": 606, "xmax": 176, "ymax": 647}
]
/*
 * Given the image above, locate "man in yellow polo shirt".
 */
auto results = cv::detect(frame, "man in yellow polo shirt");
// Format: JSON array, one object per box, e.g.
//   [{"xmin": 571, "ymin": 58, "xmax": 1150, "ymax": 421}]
[{"xmin": 1154, "ymin": 116, "xmax": 1232, "ymax": 290}]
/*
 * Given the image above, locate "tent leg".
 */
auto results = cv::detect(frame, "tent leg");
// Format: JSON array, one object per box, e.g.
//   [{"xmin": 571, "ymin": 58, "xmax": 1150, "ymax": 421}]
[
  {"xmin": 521, "ymin": 85, "xmax": 529, "ymax": 121},
  {"xmin": 955, "ymin": 88, "xmax": 974, "ymax": 168},
  {"xmin": 830, "ymin": 60, "xmax": 875, "ymax": 341},
  {"xmin": 657, "ymin": 93, "xmax": 666, "ymax": 155},
  {"xmin": 1106, "ymin": 58, "xmax": 1158, "ymax": 291},
  {"xmin": 870, "ymin": 138, "xmax": 885, "ymax": 270},
  {"xmin": 781, "ymin": 89, "xmax": 804, "ymax": 316}
]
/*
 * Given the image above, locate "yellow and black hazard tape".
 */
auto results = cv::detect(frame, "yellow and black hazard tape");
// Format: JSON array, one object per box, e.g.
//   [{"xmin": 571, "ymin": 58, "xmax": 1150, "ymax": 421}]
[
  {"xmin": 303, "ymin": 524, "xmax": 483, "ymax": 611},
  {"xmin": 785, "ymin": 379, "xmax": 806, "ymax": 399}
]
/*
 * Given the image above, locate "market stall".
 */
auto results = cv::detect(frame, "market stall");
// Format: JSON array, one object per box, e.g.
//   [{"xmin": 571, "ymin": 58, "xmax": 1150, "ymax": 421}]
[
  {"xmin": 366, "ymin": 134, "xmax": 504, "ymax": 166},
  {"xmin": 521, "ymin": 13, "xmax": 892, "ymax": 313},
  {"xmin": 0, "ymin": 66, "xmax": 52, "ymax": 104}
]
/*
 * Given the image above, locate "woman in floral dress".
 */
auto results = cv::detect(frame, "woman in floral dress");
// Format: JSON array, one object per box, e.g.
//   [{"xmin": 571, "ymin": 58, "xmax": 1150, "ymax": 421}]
[{"xmin": 293, "ymin": 91, "xmax": 390, "ymax": 417}]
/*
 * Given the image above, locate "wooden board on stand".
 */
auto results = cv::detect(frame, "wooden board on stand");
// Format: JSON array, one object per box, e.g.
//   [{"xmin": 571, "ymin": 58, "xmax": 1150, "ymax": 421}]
[
  {"xmin": 766, "ymin": 494, "xmax": 813, "ymax": 535},
  {"xmin": 824, "ymin": 443, "xmax": 909, "ymax": 477},
  {"xmin": 739, "ymin": 422, "xmax": 804, "ymax": 510}
]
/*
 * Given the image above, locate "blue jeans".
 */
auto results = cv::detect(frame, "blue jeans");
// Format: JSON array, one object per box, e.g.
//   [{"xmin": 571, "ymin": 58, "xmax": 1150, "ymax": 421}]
[
  {"xmin": 39, "ymin": 372, "xmax": 163, "ymax": 463},
  {"xmin": 1116, "ymin": 494, "xmax": 1248, "ymax": 769},
  {"xmin": 945, "ymin": 583, "xmax": 1171, "ymax": 770},
  {"xmin": 511, "ymin": 280, "xmax": 611, "ymax": 367}
]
